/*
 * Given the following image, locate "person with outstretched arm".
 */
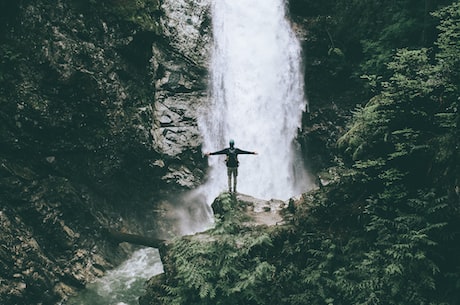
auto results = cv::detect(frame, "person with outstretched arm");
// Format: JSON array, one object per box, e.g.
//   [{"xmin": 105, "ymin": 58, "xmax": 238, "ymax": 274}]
[{"xmin": 205, "ymin": 139, "xmax": 257, "ymax": 193}]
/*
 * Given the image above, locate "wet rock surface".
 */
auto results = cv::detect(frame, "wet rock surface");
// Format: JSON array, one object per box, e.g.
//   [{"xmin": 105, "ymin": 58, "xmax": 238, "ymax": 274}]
[
  {"xmin": 150, "ymin": 0, "xmax": 211, "ymax": 187},
  {"xmin": 215, "ymin": 193, "xmax": 288, "ymax": 227},
  {"xmin": 0, "ymin": 161, "xmax": 130, "ymax": 304}
]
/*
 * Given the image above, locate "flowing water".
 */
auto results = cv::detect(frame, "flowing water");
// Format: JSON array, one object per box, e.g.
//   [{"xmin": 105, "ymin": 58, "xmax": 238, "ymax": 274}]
[
  {"xmin": 65, "ymin": 248, "xmax": 163, "ymax": 305},
  {"xmin": 66, "ymin": 0, "xmax": 310, "ymax": 304}
]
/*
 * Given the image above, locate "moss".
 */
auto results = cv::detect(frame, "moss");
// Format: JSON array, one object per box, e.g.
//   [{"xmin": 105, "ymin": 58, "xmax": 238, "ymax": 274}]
[{"xmin": 106, "ymin": 0, "xmax": 162, "ymax": 33}]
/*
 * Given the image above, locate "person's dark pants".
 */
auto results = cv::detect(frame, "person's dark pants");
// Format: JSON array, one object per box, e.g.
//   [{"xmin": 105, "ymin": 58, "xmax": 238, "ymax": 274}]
[{"xmin": 227, "ymin": 167, "xmax": 238, "ymax": 193}]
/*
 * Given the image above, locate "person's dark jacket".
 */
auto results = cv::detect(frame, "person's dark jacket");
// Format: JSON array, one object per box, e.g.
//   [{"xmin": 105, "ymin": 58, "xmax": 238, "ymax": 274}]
[{"xmin": 209, "ymin": 147, "xmax": 255, "ymax": 167}]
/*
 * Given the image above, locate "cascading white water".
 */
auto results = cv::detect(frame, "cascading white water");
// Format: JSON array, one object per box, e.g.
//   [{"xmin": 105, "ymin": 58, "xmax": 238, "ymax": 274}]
[
  {"xmin": 65, "ymin": 248, "xmax": 163, "ymax": 305},
  {"xmin": 199, "ymin": 0, "xmax": 311, "ymax": 202}
]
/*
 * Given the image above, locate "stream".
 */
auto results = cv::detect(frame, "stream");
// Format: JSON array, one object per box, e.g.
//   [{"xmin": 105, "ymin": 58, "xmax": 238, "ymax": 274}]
[
  {"xmin": 65, "ymin": 248, "xmax": 163, "ymax": 305},
  {"xmin": 66, "ymin": 0, "xmax": 310, "ymax": 304}
]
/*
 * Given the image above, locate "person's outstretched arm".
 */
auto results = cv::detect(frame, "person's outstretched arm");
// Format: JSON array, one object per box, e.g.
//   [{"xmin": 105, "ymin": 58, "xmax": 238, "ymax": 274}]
[
  {"xmin": 205, "ymin": 148, "xmax": 228, "ymax": 156},
  {"xmin": 235, "ymin": 148, "xmax": 257, "ymax": 155}
]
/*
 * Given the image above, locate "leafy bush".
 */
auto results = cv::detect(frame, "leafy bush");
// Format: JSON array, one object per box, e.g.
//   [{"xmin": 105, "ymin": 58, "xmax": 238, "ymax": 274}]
[{"xmin": 153, "ymin": 193, "xmax": 278, "ymax": 305}]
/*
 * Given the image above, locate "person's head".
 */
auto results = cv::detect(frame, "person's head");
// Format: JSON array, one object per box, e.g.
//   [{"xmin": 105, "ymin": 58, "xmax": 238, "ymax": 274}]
[{"xmin": 229, "ymin": 139, "xmax": 235, "ymax": 147}]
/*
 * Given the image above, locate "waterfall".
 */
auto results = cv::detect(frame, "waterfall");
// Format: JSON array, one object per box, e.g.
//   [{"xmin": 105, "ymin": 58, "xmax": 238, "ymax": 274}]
[{"xmin": 199, "ymin": 0, "xmax": 311, "ymax": 202}]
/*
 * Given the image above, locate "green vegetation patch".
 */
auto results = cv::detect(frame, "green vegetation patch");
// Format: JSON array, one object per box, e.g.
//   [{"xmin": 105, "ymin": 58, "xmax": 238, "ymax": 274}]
[
  {"xmin": 142, "ymin": 193, "xmax": 281, "ymax": 305},
  {"xmin": 92, "ymin": 0, "xmax": 161, "ymax": 32}
]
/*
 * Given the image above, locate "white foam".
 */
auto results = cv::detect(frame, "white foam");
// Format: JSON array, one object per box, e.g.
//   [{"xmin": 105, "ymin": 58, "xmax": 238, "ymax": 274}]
[
  {"xmin": 91, "ymin": 248, "xmax": 163, "ymax": 297},
  {"xmin": 67, "ymin": 248, "xmax": 163, "ymax": 305}
]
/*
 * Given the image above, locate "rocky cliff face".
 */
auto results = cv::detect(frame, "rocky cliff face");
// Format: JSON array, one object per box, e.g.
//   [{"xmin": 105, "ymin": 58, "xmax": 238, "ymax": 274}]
[
  {"xmin": 151, "ymin": 0, "xmax": 211, "ymax": 187},
  {"xmin": 0, "ymin": 0, "xmax": 211, "ymax": 304}
]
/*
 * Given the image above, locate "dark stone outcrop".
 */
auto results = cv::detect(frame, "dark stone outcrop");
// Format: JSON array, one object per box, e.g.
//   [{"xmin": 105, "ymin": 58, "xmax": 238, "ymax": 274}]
[
  {"xmin": 288, "ymin": 4, "xmax": 362, "ymax": 176},
  {"xmin": 212, "ymin": 193, "xmax": 288, "ymax": 226}
]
